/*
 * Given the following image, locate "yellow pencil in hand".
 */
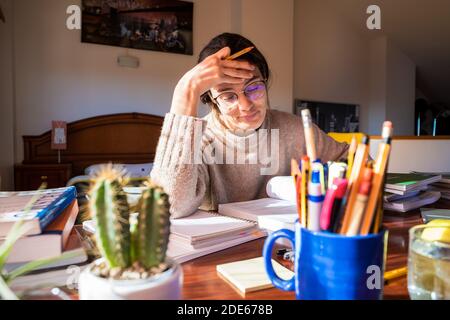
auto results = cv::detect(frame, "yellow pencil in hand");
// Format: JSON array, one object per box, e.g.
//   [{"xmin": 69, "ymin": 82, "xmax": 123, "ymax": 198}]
[{"xmin": 226, "ymin": 46, "xmax": 255, "ymax": 60}]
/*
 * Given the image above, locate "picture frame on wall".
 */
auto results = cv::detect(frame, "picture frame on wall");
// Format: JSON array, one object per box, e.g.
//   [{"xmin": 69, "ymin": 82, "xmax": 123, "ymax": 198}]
[
  {"xmin": 294, "ymin": 99, "xmax": 360, "ymax": 133},
  {"xmin": 82, "ymin": 0, "xmax": 193, "ymax": 55}
]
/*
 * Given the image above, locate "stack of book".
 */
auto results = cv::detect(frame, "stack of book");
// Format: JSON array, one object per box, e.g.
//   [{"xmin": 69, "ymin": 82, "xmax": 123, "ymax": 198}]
[
  {"xmin": 83, "ymin": 210, "xmax": 266, "ymax": 264},
  {"xmin": 0, "ymin": 186, "xmax": 87, "ymax": 266},
  {"xmin": 418, "ymin": 172, "xmax": 450, "ymax": 200},
  {"xmin": 383, "ymin": 173, "xmax": 442, "ymax": 212}
]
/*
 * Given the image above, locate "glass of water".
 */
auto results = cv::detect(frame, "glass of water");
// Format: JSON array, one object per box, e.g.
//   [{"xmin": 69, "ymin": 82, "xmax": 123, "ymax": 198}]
[{"xmin": 408, "ymin": 224, "xmax": 450, "ymax": 300}]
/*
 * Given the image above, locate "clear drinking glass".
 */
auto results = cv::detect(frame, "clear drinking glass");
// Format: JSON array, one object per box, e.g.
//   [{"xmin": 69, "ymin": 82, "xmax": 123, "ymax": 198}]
[{"xmin": 407, "ymin": 224, "xmax": 450, "ymax": 300}]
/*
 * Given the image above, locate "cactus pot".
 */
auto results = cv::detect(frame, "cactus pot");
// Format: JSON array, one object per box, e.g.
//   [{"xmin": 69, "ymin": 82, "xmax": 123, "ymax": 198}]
[{"xmin": 78, "ymin": 258, "xmax": 183, "ymax": 300}]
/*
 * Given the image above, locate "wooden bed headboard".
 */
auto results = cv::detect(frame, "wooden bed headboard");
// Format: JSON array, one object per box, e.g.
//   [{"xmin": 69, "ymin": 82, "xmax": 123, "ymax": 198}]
[{"xmin": 22, "ymin": 113, "xmax": 164, "ymax": 177}]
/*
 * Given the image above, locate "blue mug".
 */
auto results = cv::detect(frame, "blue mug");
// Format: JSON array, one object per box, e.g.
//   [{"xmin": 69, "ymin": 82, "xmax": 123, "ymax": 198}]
[{"xmin": 263, "ymin": 222, "xmax": 388, "ymax": 300}]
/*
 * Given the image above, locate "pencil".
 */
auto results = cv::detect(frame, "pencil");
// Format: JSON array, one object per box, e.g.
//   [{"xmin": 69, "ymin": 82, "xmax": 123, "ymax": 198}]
[
  {"xmin": 345, "ymin": 167, "xmax": 372, "ymax": 236},
  {"xmin": 384, "ymin": 266, "xmax": 407, "ymax": 283},
  {"xmin": 291, "ymin": 158, "xmax": 302, "ymax": 223},
  {"xmin": 300, "ymin": 156, "xmax": 310, "ymax": 228},
  {"xmin": 346, "ymin": 137, "xmax": 357, "ymax": 179},
  {"xmin": 301, "ymin": 109, "xmax": 317, "ymax": 162},
  {"xmin": 339, "ymin": 135, "xmax": 370, "ymax": 234},
  {"xmin": 360, "ymin": 122, "xmax": 393, "ymax": 235},
  {"xmin": 226, "ymin": 46, "xmax": 255, "ymax": 60}
]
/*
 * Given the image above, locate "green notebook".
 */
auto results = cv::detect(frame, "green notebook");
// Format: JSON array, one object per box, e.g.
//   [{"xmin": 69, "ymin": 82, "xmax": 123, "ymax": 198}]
[{"xmin": 385, "ymin": 173, "xmax": 442, "ymax": 192}]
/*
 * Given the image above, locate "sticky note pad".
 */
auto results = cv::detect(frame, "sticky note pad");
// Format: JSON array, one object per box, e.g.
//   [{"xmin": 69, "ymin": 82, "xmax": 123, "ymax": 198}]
[{"xmin": 216, "ymin": 256, "xmax": 294, "ymax": 296}]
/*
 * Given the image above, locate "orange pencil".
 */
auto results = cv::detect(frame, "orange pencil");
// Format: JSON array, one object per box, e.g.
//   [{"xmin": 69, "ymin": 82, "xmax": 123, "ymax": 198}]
[
  {"xmin": 339, "ymin": 136, "xmax": 370, "ymax": 234},
  {"xmin": 346, "ymin": 167, "xmax": 373, "ymax": 236},
  {"xmin": 360, "ymin": 121, "xmax": 393, "ymax": 235},
  {"xmin": 226, "ymin": 46, "xmax": 254, "ymax": 60}
]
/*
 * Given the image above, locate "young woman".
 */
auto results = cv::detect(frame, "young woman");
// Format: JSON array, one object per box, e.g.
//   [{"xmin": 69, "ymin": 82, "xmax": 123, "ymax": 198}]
[{"xmin": 151, "ymin": 33, "xmax": 349, "ymax": 218}]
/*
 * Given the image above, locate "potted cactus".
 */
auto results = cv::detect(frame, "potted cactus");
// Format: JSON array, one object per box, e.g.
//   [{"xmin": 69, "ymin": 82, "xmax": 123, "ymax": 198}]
[{"xmin": 78, "ymin": 167, "xmax": 182, "ymax": 300}]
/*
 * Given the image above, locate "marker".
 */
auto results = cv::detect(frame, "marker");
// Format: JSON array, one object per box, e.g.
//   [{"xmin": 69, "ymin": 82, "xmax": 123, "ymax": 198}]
[
  {"xmin": 320, "ymin": 178, "xmax": 348, "ymax": 232},
  {"xmin": 307, "ymin": 163, "xmax": 324, "ymax": 232}
]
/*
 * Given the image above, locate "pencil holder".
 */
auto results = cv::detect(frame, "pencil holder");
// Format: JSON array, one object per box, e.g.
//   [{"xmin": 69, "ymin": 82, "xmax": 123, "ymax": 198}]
[{"xmin": 263, "ymin": 222, "xmax": 388, "ymax": 300}]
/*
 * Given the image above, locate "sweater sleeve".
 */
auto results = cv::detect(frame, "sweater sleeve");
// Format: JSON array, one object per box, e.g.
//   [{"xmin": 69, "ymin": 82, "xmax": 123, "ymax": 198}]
[
  {"xmin": 313, "ymin": 123, "xmax": 350, "ymax": 162},
  {"xmin": 150, "ymin": 113, "xmax": 209, "ymax": 219}
]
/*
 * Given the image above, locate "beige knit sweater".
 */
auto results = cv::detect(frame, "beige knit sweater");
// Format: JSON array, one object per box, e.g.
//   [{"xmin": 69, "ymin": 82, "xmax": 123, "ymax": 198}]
[{"xmin": 151, "ymin": 109, "xmax": 349, "ymax": 218}]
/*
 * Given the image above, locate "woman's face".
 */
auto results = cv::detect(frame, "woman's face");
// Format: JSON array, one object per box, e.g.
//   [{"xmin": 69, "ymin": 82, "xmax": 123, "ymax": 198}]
[{"xmin": 209, "ymin": 67, "xmax": 268, "ymax": 131}]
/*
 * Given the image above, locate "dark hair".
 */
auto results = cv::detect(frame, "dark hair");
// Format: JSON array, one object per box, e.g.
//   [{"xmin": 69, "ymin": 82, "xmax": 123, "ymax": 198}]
[{"xmin": 198, "ymin": 33, "xmax": 271, "ymax": 107}]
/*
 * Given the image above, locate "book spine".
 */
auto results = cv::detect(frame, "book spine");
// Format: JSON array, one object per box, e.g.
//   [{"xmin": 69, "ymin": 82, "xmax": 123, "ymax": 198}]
[{"xmin": 38, "ymin": 187, "xmax": 77, "ymax": 230}]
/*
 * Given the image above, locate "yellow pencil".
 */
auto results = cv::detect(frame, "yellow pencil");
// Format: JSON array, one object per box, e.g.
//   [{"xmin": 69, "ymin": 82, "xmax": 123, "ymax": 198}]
[
  {"xmin": 291, "ymin": 159, "xmax": 302, "ymax": 223},
  {"xmin": 300, "ymin": 156, "xmax": 310, "ymax": 228},
  {"xmin": 301, "ymin": 109, "xmax": 317, "ymax": 162},
  {"xmin": 346, "ymin": 136, "xmax": 357, "ymax": 179},
  {"xmin": 226, "ymin": 46, "xmax": 255, "ymax": 60},
  {"xmin": 384, "ymin": 266, "xmax": 407, "ymax": 283}
]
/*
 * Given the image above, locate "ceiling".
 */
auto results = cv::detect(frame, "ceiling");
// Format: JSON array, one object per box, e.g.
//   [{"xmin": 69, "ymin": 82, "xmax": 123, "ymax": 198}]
[{"xmin": 330, "ymin": 0, "xmax": 450, "ymax": 110}]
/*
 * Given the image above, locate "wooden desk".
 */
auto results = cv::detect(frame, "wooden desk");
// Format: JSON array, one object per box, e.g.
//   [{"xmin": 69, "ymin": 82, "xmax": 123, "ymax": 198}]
[{"xmin": 181, "ymin": 199, "xmax": 450, "ymax": 300}]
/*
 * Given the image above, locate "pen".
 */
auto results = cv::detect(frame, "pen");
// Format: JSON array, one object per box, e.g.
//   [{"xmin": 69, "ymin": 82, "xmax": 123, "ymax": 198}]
[
  {"xmin": 314, "ymin": 159, "xmax": 326, "ymax": 196},
  {"xmin": 308, "ymin": 162, "xmax": 324, "ymax": 232},
  {"xmin": 226, "ymin": 46, "xmax": 255, "ymax": 60},
  {"xmin": 320, "ymin": 178, "xmax": 348, "ymax": 232},
  {"xmin": 301, "ymin": 109, "xmax": 317, "ymax": 162},
  {"xmin": 360, "ymin": 121, "xmax": 393, "ymax": 235}
]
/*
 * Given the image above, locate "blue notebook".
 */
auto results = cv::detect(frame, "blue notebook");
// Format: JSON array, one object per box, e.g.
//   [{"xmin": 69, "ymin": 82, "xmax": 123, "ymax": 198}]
[{"xmin": 0, "ymin": 186, "xmax": 77, "ymax": 237}]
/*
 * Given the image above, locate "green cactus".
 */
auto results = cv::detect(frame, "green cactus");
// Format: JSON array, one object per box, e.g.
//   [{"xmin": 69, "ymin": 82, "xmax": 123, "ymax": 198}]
[
  {"xmin": 88, "ymin": 166, "xmax": 171, "ymax": 275},
  {"xmin": 135, "ymin": 184, "xmax": 171, "ymax": 269},
  {"xmin": 89, "ymin": 170, "xmax": 131, "ymax": 269}
]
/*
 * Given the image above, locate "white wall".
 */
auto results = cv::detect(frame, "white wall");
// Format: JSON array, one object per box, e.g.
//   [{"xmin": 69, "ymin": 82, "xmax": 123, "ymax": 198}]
[
  {"xmin": 11, "ymin": 0, "xmax": 294, "ymax": 168},
  {"xmin": 294, "ymin": 0, "xmax": 369, "ymax": 132},
  {"xmin": 0, "ymin": 0, "xmax": 15, "ymax": 190},
  {"xmin": 370, "ymin": 138, "xmax": 450, "ymax": 173},
  {"xmin": 386, "ymin": 41, "xmax": 416, "ymax": 135},
  {"xmin": 241, "ymin": 0, "xmax": 294, "ymax": 113},
  {"xmin": 294, "ymin": 1, "xmax": 417, "ymax": 136},
  {"xmin": 367, "ymin": 36, "xmax": 387, "ymax": 135}
]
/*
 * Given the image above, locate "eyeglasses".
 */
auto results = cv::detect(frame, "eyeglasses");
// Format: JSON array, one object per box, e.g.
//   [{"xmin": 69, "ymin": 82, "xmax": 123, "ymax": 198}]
[{"xmin": 210, "ymin": 80, "xmax": 267, "ymax": 109}]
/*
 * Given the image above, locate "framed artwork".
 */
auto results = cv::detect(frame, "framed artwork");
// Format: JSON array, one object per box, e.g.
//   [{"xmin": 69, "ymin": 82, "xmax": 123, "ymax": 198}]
[
  {"xmin": 82, "ymin": 0, "xmax": 193, "ymax": 55},
  {"xmin": 294, "ymin": 100, "xmax": 360, "ymax": 133}
]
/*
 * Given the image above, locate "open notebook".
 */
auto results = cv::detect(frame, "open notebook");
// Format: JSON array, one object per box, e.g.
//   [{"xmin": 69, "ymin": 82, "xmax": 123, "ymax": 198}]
[{"xmin": 218, "ymin": 176, "xmax": 299, "ymax": 232}]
